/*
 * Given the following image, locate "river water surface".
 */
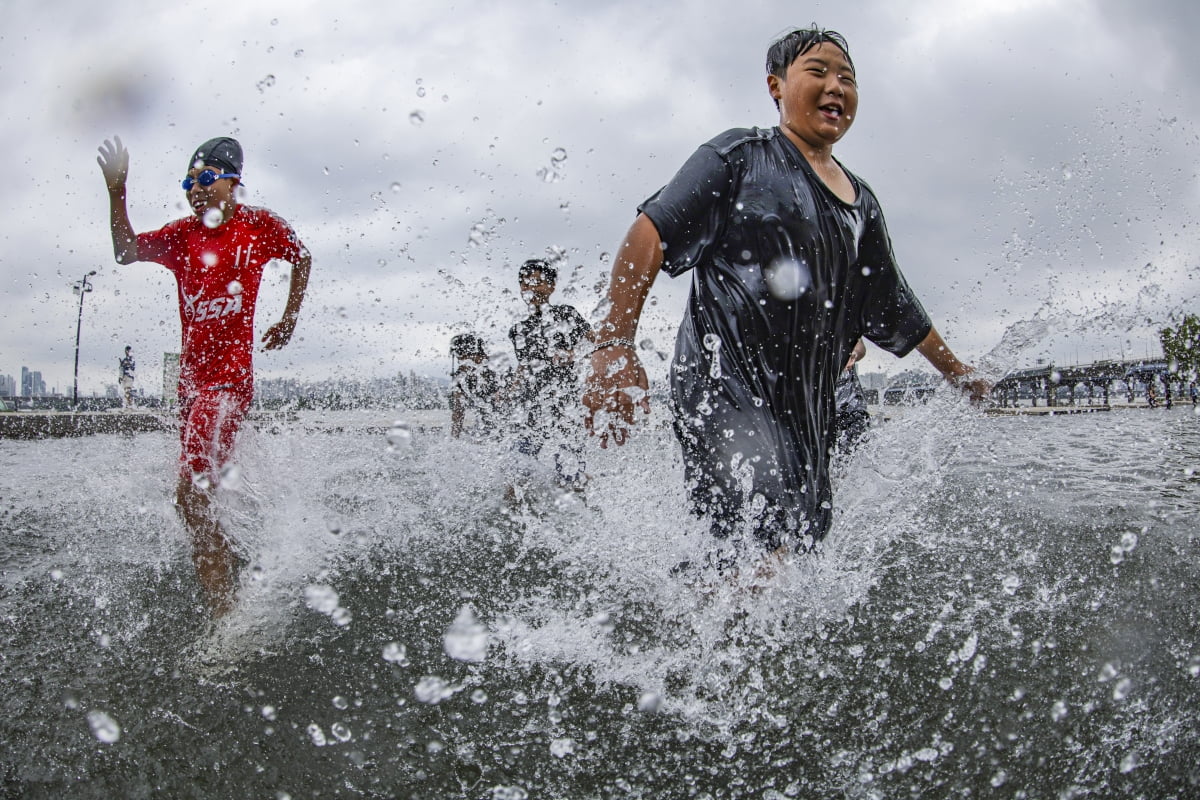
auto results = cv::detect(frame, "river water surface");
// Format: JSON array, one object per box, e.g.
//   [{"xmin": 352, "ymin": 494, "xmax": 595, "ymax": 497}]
[{"xmin": 2, "ymin": 399, "xmax": 1198, "ymax": 798}]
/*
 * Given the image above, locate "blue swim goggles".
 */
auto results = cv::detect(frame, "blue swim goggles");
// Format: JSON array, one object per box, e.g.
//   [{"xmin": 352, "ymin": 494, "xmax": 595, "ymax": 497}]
[{"xmin": 182, "ymin": 170, "xmax": 241, "ymax": 191}]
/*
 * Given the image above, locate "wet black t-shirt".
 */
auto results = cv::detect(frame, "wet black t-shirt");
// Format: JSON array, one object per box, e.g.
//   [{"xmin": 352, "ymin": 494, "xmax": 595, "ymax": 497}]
[
  {"xmin": 640, "ymin": 126, "xmax": 931, "ymax": 548},
  {"xmin": 510, "ymin": 303, "xmax": 591, "ymax": 429}
]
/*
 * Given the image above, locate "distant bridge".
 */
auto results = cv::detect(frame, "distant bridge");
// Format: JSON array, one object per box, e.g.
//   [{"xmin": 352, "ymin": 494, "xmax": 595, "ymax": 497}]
[
  {"xmin": 990, "ymin": 358, "xmax": 1186, "ymax": 407},
  {"xmin": 880, "ymin": 358, "xmax": 1193, "ymax": 409}
]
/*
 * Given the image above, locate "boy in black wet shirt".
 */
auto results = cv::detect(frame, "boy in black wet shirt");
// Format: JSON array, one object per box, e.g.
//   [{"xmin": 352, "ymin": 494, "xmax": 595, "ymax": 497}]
[
  {"xmin": 510, "ymin": 259, "xmax": 593, "ymax": 487},
  {"xmin": 584, "ymin": 27, "xmax": 987, "ymax": 556}
]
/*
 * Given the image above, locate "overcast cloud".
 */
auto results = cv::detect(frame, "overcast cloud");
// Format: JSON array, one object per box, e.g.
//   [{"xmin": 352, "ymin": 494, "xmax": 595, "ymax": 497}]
[{"xmin": 2, "ymin": 0, "xmax": 1198, "ymax": 395}]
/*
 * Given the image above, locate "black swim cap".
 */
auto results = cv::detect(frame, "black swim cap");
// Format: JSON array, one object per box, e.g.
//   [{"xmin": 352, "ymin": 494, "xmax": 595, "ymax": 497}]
[{"xmin": 189, "ymin": 137, "xmax": 243, "ymax": 175}]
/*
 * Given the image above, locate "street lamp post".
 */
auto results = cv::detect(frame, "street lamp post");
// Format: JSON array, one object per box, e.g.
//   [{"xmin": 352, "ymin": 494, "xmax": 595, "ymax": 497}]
[{"xmin": 72, "ymin": 271, "xmax": 97, "ymax": 407}]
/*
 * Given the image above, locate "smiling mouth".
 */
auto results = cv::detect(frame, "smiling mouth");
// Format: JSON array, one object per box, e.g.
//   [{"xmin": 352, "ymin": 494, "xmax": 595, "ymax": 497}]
[{"xmin": 819, "ymin": 104, "xmax": 843, "ymax": 118}]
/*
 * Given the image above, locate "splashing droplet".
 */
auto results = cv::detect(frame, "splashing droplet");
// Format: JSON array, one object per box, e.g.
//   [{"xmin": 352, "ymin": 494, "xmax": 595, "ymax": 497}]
[
  {"xmin": 87, "ymin": 710, "xmax": 121, "ymax": 743},
  {"xmin": 764, "ymin": 258, "xmax": 811, "ymax": 300},
  {"xmin": 443, "ymin": 605, "xmax": 488, "ymax": 663},
  {"xmin": 387, "ymin": 421, "xmax": 413, "ymax": 452}
]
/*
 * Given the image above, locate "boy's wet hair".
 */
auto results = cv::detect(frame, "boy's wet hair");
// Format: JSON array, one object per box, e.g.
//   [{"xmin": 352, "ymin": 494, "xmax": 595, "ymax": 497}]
[
  {"xmin": 765, "ymin": 26, "xmax": 854, "ymax": 80},
  {"xmin": 450, "ymin": 333, "xmax": 486, "ymax": 360},
  {"xmin": 518, "ymin": 258, "xmax": 556, "ymax": 285}
]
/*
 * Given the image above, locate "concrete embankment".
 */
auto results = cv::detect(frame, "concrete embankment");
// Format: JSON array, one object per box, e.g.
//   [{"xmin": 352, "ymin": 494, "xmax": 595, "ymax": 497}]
[
  {"xmin": 0, "ymin": 408, "xmax": 449, "ymax": 440},
  {"xmin": 0, "ymin": 410, "xmax": 173, "ymax": 440}
]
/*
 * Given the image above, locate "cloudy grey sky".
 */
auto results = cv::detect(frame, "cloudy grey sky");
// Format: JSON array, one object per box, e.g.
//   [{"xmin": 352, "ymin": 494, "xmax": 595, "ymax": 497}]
[{"xmin": 3, "ymin": 0, "xmax": 1198, "ymax": 395}]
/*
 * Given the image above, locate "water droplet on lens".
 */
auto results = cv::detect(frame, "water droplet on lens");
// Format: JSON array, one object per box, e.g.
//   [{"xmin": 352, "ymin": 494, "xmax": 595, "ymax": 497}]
[
  {"xmin": 637, "ymin": 691, "xmax": 662, "ymax": 712},
  {"xmin": 387, "ymin": 421, "xmax": 413, "ymax": 452},
  {"xmin": 390, "ymin": 182, "xmax": 402, "ymax": 192},
  {"xmin": 88, "ymin": 710, "xmax": 121, "ymax": 743},
  {"xmin": 416, "ymin": 86, "xmax": 426, "ymax": 98},
  {"xmin": 1001, "ymin": 574, "xmax": 1020, "ymax": 595},
  {"xmin": 331, "ymin": 722, "xmax": 352, "ymax": 742},
  {"xmin": 1112, "ymin": 677, "xmax": 1132, "ymax": 700},
  {"xmin": 332, "ymin": 695, "xmax": 348, "ymax": 710},
  {"xmin": 414, "ymin": 675, "xmax": 457, "ymax": 704},
  {"xmin": 409, "ymin": 110, "xmax": 425, "ymax": 126},
  {"xmin": 382, "ymin": 642, "xmax": 409, "ymax": 665},
  {"xmin": 549, "ymin": 737, "xmax": 575, "ymax": 757},
  {"xmin": 443, "ymin": 605, "xmax": 488, "ymax": 663},
  {"xmin": 203, "ymin": 208, "xmax": 223, "ymax": 229},
  {"xmin": 764, "ymin": 258, "xmax": 811, "ymax": 300},
  {"xmin": 1050, "ymin": 700, "xmax": 1068, "ymax": 721},
  {"xmin": 304, "ymin": 584, "xmax": 339, "ymax": 614},
  {"xmin": 219, "ymin": 463, "xmax": 241, "ymax": 490},
  {"xmin": 306, "ymin": 723, "xmax": 327, "ymax": 746},
  {"xmin": 227, "ymin": 280, "xmax": 243, "ymax": 295}
]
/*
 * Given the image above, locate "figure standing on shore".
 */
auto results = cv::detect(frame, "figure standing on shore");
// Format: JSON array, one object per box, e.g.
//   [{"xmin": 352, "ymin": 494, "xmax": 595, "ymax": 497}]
[
  {"xmin": 97, "ymin": 135, "xmax": 312, "ymax": 615},
  {"xmin": 118, "ymin": 345, "xmax": 136, "ymax": 408},
  {"xmin": 584, "ymin": 27, "xmax": 987, "ymax": 562}
]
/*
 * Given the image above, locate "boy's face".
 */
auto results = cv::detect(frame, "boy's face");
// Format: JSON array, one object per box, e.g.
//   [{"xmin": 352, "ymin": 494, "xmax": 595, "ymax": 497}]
[
  {"xmin": 519, "ymin": 271, "xmax": 555, "ymax": 307},
  {"xmin": 768, "ymin": 42, "xmax": 858, "ymax": 149},
  {"xmin": 185, "ymin": 162, "xmax": 240, "ymax": 223}
]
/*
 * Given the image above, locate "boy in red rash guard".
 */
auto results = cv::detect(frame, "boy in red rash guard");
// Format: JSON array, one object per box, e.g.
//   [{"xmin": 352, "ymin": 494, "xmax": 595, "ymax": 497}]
[{"xmin": 97, "ymin": 135, "xmax": 312, "ymax": 616}]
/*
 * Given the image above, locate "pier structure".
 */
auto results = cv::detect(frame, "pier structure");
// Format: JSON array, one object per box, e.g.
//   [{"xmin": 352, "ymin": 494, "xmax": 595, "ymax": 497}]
[{"xmin": 990, "ymin": 358, "xmax": 1187, "ymax": 408}]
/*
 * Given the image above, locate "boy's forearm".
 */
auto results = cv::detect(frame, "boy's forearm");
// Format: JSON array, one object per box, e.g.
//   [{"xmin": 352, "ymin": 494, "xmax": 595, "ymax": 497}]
[
  {"xmin": 917, "ymin": 326, "xmax": 971, "ymax": 379},
  {"xmin": 108, "ymin": 188, "xmax": 138, "ymax": 264},
  {"xmin": 596, "ymin": 214, "xmax": 663, "ymax": 340},
  {"xmin": 281, "ymin": 251, "xmax": 312, "ymax": 323}
]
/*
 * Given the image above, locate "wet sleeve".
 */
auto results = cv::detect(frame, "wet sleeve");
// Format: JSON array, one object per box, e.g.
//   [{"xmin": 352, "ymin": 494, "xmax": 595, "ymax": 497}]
[
  {"xmin": 638, "ymin": 144, "xmax": 735, "ymax": 278},
  {"xmin": 857, "ymin": 199, "xmax": 932, "ymax": 357},
  {"xmin": 259, "ymin": 211, "xmax": 306, "ymax": 263},
  {"xmin": 135, "ymin": 220, "xmax": 186, "ymax": 270}
]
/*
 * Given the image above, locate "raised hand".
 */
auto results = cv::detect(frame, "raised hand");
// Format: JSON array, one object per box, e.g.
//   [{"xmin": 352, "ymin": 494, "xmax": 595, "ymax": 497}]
[{"xmin": 97, "ymin": 136, "xmax": 129, "ymax": 191}]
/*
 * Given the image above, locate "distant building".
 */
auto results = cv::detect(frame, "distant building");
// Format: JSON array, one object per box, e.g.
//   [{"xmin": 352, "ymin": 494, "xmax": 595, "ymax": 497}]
[
  {"xmin": 0, "ymin": 374, "xmax": 15, "ymax": 396},
  {"xmin": 20, "ymin": 367, "xmax": 46, "ymax": 397}
]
